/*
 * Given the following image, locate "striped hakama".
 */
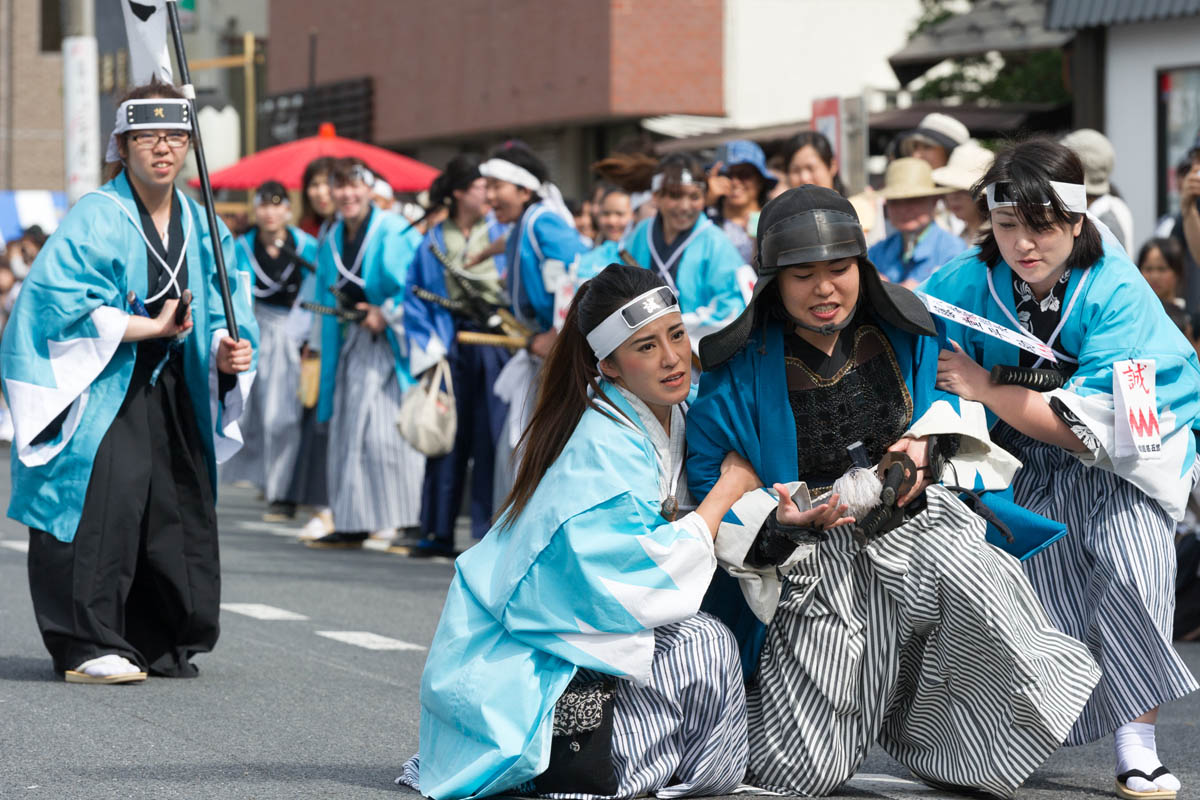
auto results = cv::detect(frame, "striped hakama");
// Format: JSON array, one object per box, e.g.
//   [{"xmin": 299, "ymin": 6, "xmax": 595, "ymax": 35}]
[
  {"xmin": 997, "ymin": 425, "xmax": 1200, "ymax": 745},
  {"xmin": 327, "ymin": 325, "xmax": 424, "ymax": 531},
  {"xmin": 398, "ymin": 612, "xmax": 748, "ymax": 799},
  {"xmin": 746, "ymin": 486, "xmax": 1100, "ymax": 798},
  {"xmin": 221, "ymin": 304, "xmax": 303, "ymax": 501}
]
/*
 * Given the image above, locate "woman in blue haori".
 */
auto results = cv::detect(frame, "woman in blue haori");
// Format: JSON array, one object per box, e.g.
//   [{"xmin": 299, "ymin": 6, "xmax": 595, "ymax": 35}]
[
  {"xmin": 686, "ymin": 186, "xmax": 1098, "ymax": 797},
  {"xmin": 573, "ymin": 183, "xmax": 633, "ymax": 281},
  {"xmin": 398, "ymin": 265, "xmax": 760, "ymax": 800},
  {"xmin": 924, "ymin": 138, "xmax": 1200, "ymax": 800},
  {"xmin": 306, "ymin": 157, "xmax": 425, "ymax": 549},
  {"xmin": 1, "ymin": 82, "xmax": 257, "ymax": 684},
  {"xmin": 619, "ymin": 153, "xmax": 753, "ymax": 349},
  {"xmin": 403, "ymin": 155, "xmax": 510, "ymax": 556},
  {"xmin": 221, "ymin": 180, "xmax": 318, "ymax": 518},
  {"xmin": 479, "ymin": 143, "xmax": 588, "ymax": 500}
]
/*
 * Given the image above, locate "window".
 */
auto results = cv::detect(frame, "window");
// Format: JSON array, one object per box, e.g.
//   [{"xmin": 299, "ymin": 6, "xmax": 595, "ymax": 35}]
[
  {"xmin": 40, "ymin": 0, "xmax": 62, "ymax": 53},
  {"xmin": 1156, "ymin": 65, "xmax": 1200, "ymax": 218}
]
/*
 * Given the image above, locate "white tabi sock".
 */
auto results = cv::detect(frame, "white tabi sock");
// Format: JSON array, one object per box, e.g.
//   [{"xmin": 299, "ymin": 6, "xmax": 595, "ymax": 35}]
[
  {"xmin": 1115, "ymin": 722, "xmax": 1180, "ymax": 793},
  {"xmin": 74, "ymin": 654, "xmax": 142, "ymax": 678}
]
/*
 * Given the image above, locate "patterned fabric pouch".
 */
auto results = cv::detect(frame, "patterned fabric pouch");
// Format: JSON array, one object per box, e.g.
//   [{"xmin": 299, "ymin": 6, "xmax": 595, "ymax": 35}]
[{"xmin": 531, "ymin": 676, "xmax": 618, "ymax": 796}]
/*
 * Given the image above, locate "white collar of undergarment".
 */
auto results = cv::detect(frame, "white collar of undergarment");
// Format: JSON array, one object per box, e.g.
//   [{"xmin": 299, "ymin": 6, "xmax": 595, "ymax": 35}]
[{"xmin": 611, "ymin": 384, "xmax": 686, "ymax": 505}]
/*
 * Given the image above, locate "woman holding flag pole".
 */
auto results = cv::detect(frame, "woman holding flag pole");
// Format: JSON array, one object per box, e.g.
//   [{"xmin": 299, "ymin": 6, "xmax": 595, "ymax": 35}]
[
  {"xmin": 1, "ymin": 75, "xmax": 257, "ymax": 683},
  {"xmin": 923, "ymin": 138, "xmax": 1200, "ymax": 800}
]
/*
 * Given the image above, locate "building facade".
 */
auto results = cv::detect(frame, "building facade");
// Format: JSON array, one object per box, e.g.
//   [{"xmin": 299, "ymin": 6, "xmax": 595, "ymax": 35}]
[{"xmin": 0, "ymin": 0, "xmax": 65, "ymax": 191}]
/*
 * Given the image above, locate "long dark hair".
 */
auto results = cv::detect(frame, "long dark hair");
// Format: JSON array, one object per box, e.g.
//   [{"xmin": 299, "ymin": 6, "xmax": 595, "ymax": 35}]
[
  {"xmin": 592, "ymin": 152, "xmax": 659, "ymax": 193},
  {"xmin": 429, "ymin": 153, "xmax": 482, "ymax": 219},
  {"xmin": 781, "ymin": 131, "xmax": 847, "ymax": 196},
  {"xmin": 497, "ymin": 264, "xmax": 669, "ymax": 528},
  {"xmin": 974, "ymin": 138, "xmax": 1103, "ymax": 271},
  {"xmin": 102, "ymin": 78, "xmax": 188, "ymax": 183},
  {"xmin": 300, "ymin": 156, "xmax": 335, "ymax": 227}
]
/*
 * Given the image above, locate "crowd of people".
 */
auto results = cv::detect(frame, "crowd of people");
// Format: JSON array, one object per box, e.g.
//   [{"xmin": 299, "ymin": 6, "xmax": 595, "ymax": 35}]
[{"xmin": 4, "ymin": 76, "xmax": 1200, "ymax": 800}]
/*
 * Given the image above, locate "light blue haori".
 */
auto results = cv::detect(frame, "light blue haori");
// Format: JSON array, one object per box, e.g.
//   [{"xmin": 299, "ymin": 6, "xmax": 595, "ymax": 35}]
[
  {"xmin": 2, "ymin": 172, "xmax": 259, "ymax": 542},
  {"xmin": 574, "ymin": 238, "xmax": 622, "ymax": 282},
  {"xmin": 920, "ymin": 241, "xmax": 1200, "ymax": 519},
  {"xmin": 415, "ymin": 381, "xmax": 716, "ymax": 800},
  {"xmin": 313, "ymin": 206, "xmax": 422, "ymax": 423},
  {"xmin": 621, "ymin": 214, "xmax": 753, "ymax": 348},
  {"xmin": 504, "ymin": 200, "xmax": 589, "ymax": 332}
]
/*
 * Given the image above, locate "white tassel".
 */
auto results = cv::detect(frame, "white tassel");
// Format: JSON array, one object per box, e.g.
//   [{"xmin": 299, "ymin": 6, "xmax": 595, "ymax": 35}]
[{"xmin": 831, "ymin": 467, "xmax": 882, "ymax": 520}]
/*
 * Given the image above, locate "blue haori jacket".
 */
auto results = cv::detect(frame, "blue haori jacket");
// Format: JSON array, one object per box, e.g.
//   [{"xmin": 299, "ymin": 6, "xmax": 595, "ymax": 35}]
[
  {"xmin": 235, "ymin": 224, "xmax": 320, "ymax": 343},
  {"xmin": 920, "ymin": 241, "xmax": 1200, "ymax": 520},
  {"xmin": 505, "ymin": 200, "xmax": 588, "ymax": 333},
  {"xmin": 313, "ymin": 207, "xmax": 422, "ymax": 422},
  {"xmin": 404, "ymin": 216, "xmax": 508, "ymax": 377},
  {"xmin": 621, "ymin": 214, "xmax": 754, "ymax": 349},
  {"xmin": 685, "ymin": 314, "xmax": 1048, "ymax": 676},
  {"xmin": 415, "ymin": 382, "xmax": 716, "ymax": 800},
  {"xmin": 867, "ymin": 222, "xmax": 966, "ymax": 285},
  {"xmin": 1, "ymin": 173, "xmax": 259, "ymax": 542},
  {"xmin": 573, "ymin": 239, "xmax": 622, "ymax": 282}
]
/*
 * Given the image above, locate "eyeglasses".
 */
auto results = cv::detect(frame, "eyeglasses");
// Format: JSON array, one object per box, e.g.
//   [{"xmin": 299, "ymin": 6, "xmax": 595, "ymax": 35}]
[{"xmin": 129, "ymin": 131, "xmax": 190, "ymax": 149}]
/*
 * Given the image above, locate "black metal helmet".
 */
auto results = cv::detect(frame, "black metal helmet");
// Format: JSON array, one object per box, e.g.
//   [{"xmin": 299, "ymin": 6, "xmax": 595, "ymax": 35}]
[{"xmin": 698, "ymin": 185, "xmax": 936, "ymax": 371}]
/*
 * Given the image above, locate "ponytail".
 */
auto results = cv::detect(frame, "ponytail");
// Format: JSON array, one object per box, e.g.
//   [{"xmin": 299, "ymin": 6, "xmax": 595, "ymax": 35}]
[
  {"xmin": 497, "ymin": 281, "xmax": 606, "ymax": 528},
  {"xmin": 496, "ymin": 264, "xmax": 668, "ymax": 528}
]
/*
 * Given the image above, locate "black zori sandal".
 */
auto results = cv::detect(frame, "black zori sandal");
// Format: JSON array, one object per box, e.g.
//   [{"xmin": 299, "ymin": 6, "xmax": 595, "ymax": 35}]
[{"xmin": 1114, "ymin": 767, "xmax": 1177, "ymax": 800}]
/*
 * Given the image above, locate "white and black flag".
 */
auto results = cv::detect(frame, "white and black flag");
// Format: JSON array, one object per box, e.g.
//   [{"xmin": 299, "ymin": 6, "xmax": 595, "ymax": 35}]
[{"xmin": 121, "ymin": 0, "xmax": 173, "ymax": 86}]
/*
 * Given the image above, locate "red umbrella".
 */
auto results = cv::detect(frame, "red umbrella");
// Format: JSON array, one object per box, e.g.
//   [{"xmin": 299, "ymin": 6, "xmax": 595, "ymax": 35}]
[{"xmin": 189, "ymin": 123, "xmax": 440, "ymax": 192}]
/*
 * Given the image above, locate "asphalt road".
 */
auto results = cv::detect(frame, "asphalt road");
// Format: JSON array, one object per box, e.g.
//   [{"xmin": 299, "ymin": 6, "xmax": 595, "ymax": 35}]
[{"xmin": 0, "ymin": 453, "xmax": 1197, "ymax": 799}]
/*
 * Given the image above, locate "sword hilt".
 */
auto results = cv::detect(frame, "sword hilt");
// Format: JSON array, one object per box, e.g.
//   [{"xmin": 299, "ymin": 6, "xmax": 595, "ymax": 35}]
[{"xmin": 990, "ymin": 365, "xmax": 1066, "ymax": 391}]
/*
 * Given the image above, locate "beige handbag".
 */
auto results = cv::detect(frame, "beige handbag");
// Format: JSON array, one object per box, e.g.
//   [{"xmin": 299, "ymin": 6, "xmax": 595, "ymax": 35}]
[
  {"xmin": 397, "ymin": 359, "xmax": 457, "ymax": 456},
  {"xmin": 298, "ymin": 356, "xmax": 322, "ymax": 409}
]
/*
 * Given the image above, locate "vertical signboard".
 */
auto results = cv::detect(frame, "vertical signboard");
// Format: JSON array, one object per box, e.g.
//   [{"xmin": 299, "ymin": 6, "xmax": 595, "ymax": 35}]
[{"xmin": 63, "ymin": 35, "xmax": 100, "ymax": 204}]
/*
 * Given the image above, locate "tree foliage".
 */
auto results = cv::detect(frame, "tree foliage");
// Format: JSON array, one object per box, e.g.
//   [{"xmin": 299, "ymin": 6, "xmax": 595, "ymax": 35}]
[{"xmin": 907, "ymin": 0, "xmax": 1070, "ymax": 105}]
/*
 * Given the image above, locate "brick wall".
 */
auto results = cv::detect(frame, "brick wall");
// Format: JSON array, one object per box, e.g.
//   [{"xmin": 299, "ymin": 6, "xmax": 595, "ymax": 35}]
[
  {"xmin": 0, "ymin": 0, "xmax": 65, "ymax": 190},
  {"xmin": 609, "ymin": 0, "xmax": 723, "ymax": 117},
  {"xmin": 268, "ymin": 0, "xmax": 724, "ymax": 146}
]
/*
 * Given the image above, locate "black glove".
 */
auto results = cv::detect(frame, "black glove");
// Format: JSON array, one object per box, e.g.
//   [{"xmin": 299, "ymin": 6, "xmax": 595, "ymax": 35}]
[{"xmin": 745, "ymin": 512, "xmax": 827, "ymax": 569}]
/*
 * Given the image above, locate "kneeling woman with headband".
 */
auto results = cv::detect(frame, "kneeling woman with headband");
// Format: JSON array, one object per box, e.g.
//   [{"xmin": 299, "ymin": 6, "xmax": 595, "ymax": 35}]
[{"xmin": 398, "ymin": 265, "xmax": 765, "ymax": 800}]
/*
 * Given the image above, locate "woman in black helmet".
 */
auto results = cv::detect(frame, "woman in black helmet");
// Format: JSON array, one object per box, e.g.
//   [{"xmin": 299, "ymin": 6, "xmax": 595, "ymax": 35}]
[{"xmin": 686, "ymin": 185, "xmax": 1100, "ymax": 796}]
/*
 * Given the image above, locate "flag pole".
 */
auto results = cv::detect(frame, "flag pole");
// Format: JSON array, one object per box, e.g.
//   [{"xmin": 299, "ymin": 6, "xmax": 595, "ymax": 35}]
[{"xmin": 163, "ymin": 0, "xmax": 239, "ymax": 341}]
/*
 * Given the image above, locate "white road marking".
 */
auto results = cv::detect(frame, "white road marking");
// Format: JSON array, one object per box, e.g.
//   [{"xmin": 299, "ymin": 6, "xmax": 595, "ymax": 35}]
[
  {"xmin": 220, "ymin": 603, "xmax": 309, "ymax": 621},
  {"xmin": 315, "ymin": 631, "xmax": 426, "ymax": 651},
  {"xmin": 1, "ymin": 540, "xmax": 29, "ymax": 553}
]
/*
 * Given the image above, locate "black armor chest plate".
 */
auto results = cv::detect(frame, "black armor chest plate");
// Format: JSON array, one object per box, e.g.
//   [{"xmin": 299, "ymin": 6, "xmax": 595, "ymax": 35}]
[{"xmin": 785, "ymin": 325, "xmax": 912, "ymax": 489}]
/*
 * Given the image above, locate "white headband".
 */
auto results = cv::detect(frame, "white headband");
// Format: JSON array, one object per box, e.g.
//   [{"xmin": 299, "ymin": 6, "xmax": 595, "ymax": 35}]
[
  {"xmin": 650, "ymin": 169, "xmax": 696, "ymax": 194},
  {"xmin": 334, "ymin": 165, "xmax": 376, "ymax": 188},
  {"xmin": 985, "ymin": 180, "xmax": 1088, "ymax": 215},
  {"xmin": 479, "ymin": 158, "xmax": 542, "ymax": 193},
  {"xmin": 105, "ymin": 98, "xmax": 192, "ymax": 163},
  {"xmin": 586, "ymin": 286, "xmax": 680, "ymax": 360}
]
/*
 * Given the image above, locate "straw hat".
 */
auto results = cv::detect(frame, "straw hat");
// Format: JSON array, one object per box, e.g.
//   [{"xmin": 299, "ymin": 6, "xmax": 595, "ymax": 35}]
[
  {"xmin": 931, "ymin": 141, "xmax": 994, "ymax": 192},
  {"xmin": 878, "ymin": 157, "xmax": 954, "ymax": 200}
]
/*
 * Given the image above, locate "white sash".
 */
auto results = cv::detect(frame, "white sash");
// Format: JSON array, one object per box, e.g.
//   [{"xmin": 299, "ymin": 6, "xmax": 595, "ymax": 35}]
[
  {"xmin": 329, "ymin": 214, "xmax": 380, "ymax": 290},
  {"xmin": 239, "ymin": 233, "xmax": 297, "ymax": 299},
  {"xmin": 986, "ymin": 267, "xmax": 1085, "ymax": 367},
  {"xmin": 647, "ymin": 216, "xmax": 709, "ymax": 294},
  {"xmin": 88, "ymin": 188, "xmax": 193, "ymax": 304}
]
